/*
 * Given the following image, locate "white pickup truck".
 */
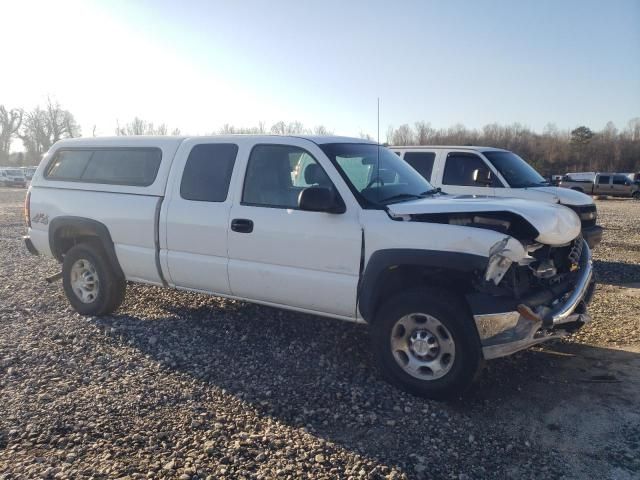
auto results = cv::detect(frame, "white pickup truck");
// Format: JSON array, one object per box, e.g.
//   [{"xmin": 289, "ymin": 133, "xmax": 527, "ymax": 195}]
[
  {"xmin": 24, "ymin": 136, "xmax": 595, "ymax": 399},
  {"xmin": 390, "ymin": 146, "xmax": 603, "ymax": 248}
]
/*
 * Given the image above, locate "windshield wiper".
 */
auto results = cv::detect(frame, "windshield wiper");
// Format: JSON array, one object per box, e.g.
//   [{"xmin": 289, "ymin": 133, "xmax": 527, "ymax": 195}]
[{"xmin": 379, "ymin": 193, "xmax": 424, "ymax": 204}]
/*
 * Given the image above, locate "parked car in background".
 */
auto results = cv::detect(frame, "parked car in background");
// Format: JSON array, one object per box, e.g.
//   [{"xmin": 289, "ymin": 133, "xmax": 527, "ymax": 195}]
[
  {"xmin": 0, "ymin": 168, "xmax": 27, "ymax": 187},
  {"xmin": 24, "ymin": 135, "xmax": 595, "ymax": 399},
  {"xmin": 21, "ymin": 166, "xmax": 37, "ymax": 181},
  {"xmin": 390, "ymin": 146, "xmax": 603, "ymax": 248},
  {"xmin": 559, "ymin": 172, "xmax": 640, "ymax": 199}
]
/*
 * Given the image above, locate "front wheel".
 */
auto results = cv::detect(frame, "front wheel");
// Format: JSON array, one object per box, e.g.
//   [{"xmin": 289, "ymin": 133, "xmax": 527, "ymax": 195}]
[
  {"xmin": 62, "ymin": 242, "xmax": 126, "ymax": 315},
  {"xmin": 371, "ymin": 288, "xmax": 483, "ymax": 400},
  {"xmin": 633, "ymin": 191, "xmax": 640, "ymax": 201}
]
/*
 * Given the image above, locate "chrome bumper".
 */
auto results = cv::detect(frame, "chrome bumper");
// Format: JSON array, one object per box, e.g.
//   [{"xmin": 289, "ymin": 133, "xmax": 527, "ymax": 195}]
[{"xmin": 476, "ymin": 240, "xmax": 594, "ymax": 360}]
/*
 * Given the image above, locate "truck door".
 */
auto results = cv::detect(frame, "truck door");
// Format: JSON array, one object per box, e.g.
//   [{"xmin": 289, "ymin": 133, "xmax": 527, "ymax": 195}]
[
  {"xmin": 227, "ymin": 140, "xmax": 362, "ymax": 318},
  {"xmin": 439, "ymin": 151, "xmax": 500, "ymax": 196},
  {"xmin": 612, "ymin": 175, "xmax": 630, "ymax": 196},
  {"xmin": 403, "ymin": 151, "xmax": 437, "ymax": 183},
  {"xmin": 595, "ymin": 174, "xmax": 611, "ymax": 195},
  {"xmin": 162, "ymin": 141, "xmax": 238, "ymax": 294}
]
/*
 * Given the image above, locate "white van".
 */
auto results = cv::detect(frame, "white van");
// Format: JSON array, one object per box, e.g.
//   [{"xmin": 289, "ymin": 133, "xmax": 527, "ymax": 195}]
[{"xmin": 391, "ymin": 146, "xmax": 602, "ymax": 248}]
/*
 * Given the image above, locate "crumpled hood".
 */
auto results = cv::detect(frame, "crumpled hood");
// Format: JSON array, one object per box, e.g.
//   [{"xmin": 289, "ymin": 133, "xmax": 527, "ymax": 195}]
[{"xmin": 387, "ymin": 195, "xmax": 581, "ymax": 245}]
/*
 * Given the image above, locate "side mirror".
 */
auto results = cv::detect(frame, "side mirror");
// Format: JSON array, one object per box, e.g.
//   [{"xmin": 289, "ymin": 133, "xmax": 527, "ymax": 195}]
[
  {"xmin": 473, "ymin": 168, "xmax": 493, "ymax": 186},
  {"xmin": 298, "ymin": 186, "xmax": 345, "ymax": 213}
]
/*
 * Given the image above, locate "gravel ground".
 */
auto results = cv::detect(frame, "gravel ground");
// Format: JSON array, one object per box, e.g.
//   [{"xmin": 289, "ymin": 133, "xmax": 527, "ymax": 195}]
[{"xmin": 1, "ymin": 188, "xmax": 639, "ymax": 480}]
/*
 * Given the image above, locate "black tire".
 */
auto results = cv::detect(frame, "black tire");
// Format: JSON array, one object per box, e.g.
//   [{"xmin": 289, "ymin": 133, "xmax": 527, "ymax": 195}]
[
  {"xmin": 62, "ymin": 241, "xmax": 126, "ymax": 315},
  {"xmin": 371, "ymin": 288, "xmax": 483, "ymax": 400},
  {"xmin": 633, "ymin": 191, "xmax": 640, "ymax": 201}
]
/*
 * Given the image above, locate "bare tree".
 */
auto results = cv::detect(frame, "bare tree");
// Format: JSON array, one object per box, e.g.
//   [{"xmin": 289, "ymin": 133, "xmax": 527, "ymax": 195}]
[
  {"xmin": 313, "ymin": 125, "xmax": 332, "ymax": 135},
  {"xmin": 0, "ymin": 106, "xmax": 23, "ymax": 163},
  {"xmin": 269, "ymin": 121, "xmax": 286, "ymax": 135},
  {"xmin": 391, "ymin": 124, "xmax": 415, "ymax": 145},
  {"xmin": 359, "ymin": 132, "xmax": 374, "ymax": 141},
  {"xmin": 116, "ymin": 117, "xmax": 178, "ymax": 136},
  {"xmin": 414, "ymin": 121, "xmax": 433, "ymax": 145},
  {"xmin": 19, "ymin": 99, "xmax": 80, "ymax": 164}
]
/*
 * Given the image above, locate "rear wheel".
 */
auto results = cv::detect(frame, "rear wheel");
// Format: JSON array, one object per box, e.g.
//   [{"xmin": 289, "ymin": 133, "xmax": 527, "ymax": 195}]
[
  {"xmin": 62, "ymin": 242, "xmax": 126, "ymax": 315},
  {"xmin": 371, "ymin": 288, "xmax": 482, "ymax": 399},
  {"xmin": 633, "ymin": 191, "xmax": 640, "ymax": 201}
]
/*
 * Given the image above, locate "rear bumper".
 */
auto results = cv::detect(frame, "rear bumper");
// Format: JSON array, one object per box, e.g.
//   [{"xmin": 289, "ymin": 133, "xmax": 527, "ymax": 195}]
[
  {"xmin": 582, "ymin": 225, "xmax": 603, "ymax": 249},
  {"xmin": 473, "ymin": 240, "xmax": 594, "ymax": 360},
  {"xmin": 23, "ymin": 236, "xmax": 39, "ymax": 256}
]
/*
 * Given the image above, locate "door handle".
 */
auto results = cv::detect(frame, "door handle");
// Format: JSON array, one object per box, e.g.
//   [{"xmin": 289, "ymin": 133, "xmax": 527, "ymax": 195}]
[{"xmin": 231, "ymin": 218, "xmax": 254, "ymax": 233}]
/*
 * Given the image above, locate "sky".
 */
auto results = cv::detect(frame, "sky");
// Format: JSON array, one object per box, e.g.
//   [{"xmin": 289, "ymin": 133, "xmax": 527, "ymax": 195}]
[{"xmin": 1, "ymin": 0, "xmax": 639, "ymax": 142}]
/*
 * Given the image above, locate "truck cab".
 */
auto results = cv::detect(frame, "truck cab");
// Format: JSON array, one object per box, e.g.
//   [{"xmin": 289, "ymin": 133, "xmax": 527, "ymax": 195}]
[{"xmin": 390, "ymin": 146, "xmax": 603, "ymax": 248}]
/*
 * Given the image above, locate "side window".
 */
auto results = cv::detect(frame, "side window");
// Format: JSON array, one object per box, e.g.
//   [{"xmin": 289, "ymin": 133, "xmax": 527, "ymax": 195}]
[
  {"xmin": 46, "ymin": 150, "xmax": 93, "ymax": 180},
  {"xmin": 46, "ymin": 148, "xmax": 162, "ymax": 186},
  {"xmin": 613, "ymin": 175, "xmax": 628, "ymax": 185},
  {"xmin": 243, "ymin": 144, "xmax": 333, "ymax": 209},
  {"xmin": 443, "ymin": 153, "xmax": 497, "ymax": 187},
  {"xmin": 180, "ymin": 144, "xmax": 238, "ymax": 202},
  {"xmin": 598, "ymin": 175, "xmax": 611, "ymax": 185},
  {"xmin": 82, "ymin": 149, "xmax": 161, "ymax": 186},
  {"xmin": 404, "ymin": 152, "xmax": 436, "ymax": 181}
]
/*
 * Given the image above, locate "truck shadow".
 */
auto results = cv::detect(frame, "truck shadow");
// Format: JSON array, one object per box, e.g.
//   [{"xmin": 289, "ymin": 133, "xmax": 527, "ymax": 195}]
[
  {"xmin": 593, "ymin": 259, "xmax": 640, "ymax": 285},
  {"xmin": 99, "ymin": 285, "xmax": 640, "ymax": 476}
]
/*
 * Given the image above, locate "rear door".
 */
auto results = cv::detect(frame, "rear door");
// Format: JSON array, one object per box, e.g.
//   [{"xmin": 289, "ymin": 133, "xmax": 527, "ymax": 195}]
[
  {"xmin": 162, "ymin": 140, "xmax": 239, "ymax": 294},
  {"xmin": 439, "ymin": 151, "xmax": 501, "ymax": 196},
  {"xmin": 403, "ymin": 151, "xmax": 437, "ymax": 182},
  {"xmin": 595, "ymin": 175, "xmax": 611, "ymax": 195}
]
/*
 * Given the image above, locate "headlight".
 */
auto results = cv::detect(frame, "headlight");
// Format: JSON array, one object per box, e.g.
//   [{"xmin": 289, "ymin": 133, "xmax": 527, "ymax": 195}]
[
  {"xmin": 484, "ymin": 237, "xmax": 513, "ymax": 285},
  {"xmin": 580, "ymin": 211, "xmax": 596, "ymax": 221},
  {"xmin": 485, "ymin": 252, "xmax": 512, "ymax": 285}
]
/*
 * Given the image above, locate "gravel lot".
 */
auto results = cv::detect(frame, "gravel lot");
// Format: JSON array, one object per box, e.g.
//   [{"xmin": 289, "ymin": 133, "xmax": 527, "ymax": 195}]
[{"xmin": 1, "ymin": 187, "xmax": 639, "ymax": 480}]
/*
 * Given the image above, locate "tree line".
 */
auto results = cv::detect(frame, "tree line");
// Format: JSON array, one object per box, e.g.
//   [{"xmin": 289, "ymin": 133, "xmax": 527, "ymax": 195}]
[
  {"xmin": 386, "ymin": 120, "xmax": 640, "ymax": 175},
  {"xmin": 2, "ymin": 100, "xmax": 638, "ymax": 174}
]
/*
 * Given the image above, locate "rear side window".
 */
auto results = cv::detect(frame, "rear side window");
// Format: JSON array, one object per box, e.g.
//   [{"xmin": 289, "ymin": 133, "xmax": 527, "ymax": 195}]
[
  {"xmin": 443, "ymin": 152, "xmax": 498, "ymax": 187},
  {"xmin": 598, "ymin": 175, "xmax": 610, "ymax": 185},
  {"xmin": 46, "ymin": 150, "xmax": 93, "ymax": 179},
  {"xmin": 46, "ymin": 148, "xmax": 162, "ymax": 186},
  {"xmin": 404, "ymin": 152, "xmax": 436, "ymax": 181},
  {"xmin": 613, "ymin": 175, "xmax": 628, "ymax": 185},
  {"xmin": 180, "ymin": 144, "xmax": 238, "ymax": 202}
]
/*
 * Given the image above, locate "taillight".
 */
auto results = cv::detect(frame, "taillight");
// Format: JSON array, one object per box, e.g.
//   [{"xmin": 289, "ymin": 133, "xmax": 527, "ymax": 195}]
[{"xmin": 24, "ymin": 190, "xmax": 31, "ymax": 228}]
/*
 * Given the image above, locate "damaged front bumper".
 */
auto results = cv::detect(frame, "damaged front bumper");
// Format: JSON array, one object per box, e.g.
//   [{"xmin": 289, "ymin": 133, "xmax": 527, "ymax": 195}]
[{"xmin": 472, "ymin": 240, "xmax": 594, "ymax": 360}]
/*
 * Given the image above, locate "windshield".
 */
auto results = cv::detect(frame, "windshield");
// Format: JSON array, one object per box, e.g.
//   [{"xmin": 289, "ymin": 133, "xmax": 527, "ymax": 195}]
[
  {"xmin": 320, "ymin": 143, "xmax": 436, "ymax": 207},
  {"xmin": 483, "ymin": 151, "xmax": 547, "ymax": 188}
]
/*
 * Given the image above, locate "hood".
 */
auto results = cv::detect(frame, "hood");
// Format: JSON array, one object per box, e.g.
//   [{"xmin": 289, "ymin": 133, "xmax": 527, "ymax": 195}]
[
  {"xmin": 387, "ymin": 195, "xmax": 581, "ymax": 245},
  {"xmin": 527, "ymin": 186, "xmax": 594, "ymax": 206},
  {"xmin": 488, "ymin": 185, "xmax": 594, "ymax": 206}
]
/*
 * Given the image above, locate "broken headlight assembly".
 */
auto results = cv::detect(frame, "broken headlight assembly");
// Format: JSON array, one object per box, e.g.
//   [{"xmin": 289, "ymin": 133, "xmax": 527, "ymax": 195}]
[{"xmin": 484, "ymin": 237, "xmax": 533, "ymax": 285}]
